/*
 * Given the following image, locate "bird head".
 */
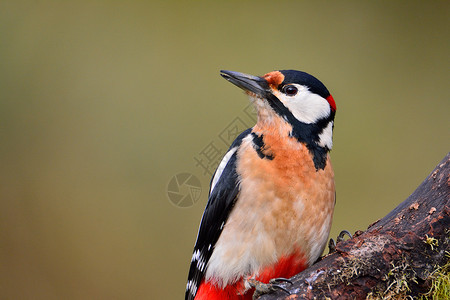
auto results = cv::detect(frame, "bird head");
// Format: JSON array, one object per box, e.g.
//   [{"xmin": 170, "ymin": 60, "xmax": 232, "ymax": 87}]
[{"xmin": 221, "ymin": 69, "xmax": 336, "ymax": 152}]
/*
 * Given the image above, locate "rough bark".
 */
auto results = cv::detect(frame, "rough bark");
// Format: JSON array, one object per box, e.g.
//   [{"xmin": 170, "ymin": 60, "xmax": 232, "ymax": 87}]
[{"xmin": 259, "ymin": 153, "xmax": 450, "ymax": 299}]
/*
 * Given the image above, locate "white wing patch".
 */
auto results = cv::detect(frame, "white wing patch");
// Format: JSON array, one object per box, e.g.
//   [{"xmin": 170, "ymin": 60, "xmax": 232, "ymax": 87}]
[
  {"xmin": 187, "ymin": 249, "xmax": 206, "ymax": 297},
  {"xmin": 210, "ymin": 146, "xmax": 238, "ymax": 195},
  {"xmin": 191, "ymin": 249, "xmax": 207, "ymax": 272},
  {"xmin": 191, "ymin": 249, "xmax": 201, "ymax": 262},
  {"xmin": 186, "ymin": 280, "xmax": 197, "ymax": 296}
]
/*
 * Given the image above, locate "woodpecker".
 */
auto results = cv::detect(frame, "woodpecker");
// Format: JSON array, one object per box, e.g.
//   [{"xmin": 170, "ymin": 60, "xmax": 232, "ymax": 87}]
[{"xmin": 186, "ymin": 69, "xmax": 337, "ymax": 300}]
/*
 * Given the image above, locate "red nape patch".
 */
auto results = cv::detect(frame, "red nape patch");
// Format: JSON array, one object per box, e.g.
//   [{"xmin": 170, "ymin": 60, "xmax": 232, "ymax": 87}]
[
  {"xmin": 263, "ymin": 71, "xmax": 285, "ymax": 88},
  {"xmin": 326, "ymin": 95, "xmax": 336, "ymax": 111},
  {"xmin": 195, "ymin": 252, "xmax": 307, "ymax": 300}
]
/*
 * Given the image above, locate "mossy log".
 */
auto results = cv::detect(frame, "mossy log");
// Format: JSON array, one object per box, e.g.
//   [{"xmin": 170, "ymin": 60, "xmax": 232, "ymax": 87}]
[{"xmin": 259, "ymin": 153, "xmax": 450, "ymax": 299}]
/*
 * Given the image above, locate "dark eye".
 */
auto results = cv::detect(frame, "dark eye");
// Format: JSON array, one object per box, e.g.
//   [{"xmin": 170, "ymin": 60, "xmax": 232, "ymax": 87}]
[{"xmin": 282, "ymin": 85, "xmax": 298, "ymax": 96}]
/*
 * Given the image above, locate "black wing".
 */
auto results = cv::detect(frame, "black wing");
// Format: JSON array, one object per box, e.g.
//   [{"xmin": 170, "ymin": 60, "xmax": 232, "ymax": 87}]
[{"xmin": 185, "ymin": 128, "xmax": 251, "ymax": 300}]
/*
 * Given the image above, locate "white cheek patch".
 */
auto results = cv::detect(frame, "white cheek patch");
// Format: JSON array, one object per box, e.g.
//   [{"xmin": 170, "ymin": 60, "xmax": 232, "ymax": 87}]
[{"xmin": 279, "ymin": 85, "xmax": 331, "ymax": 124}]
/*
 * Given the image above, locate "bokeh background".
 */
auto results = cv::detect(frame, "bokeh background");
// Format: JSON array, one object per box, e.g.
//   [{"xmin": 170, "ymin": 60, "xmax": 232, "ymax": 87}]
[{"xmin": 1, "ymin": 1, "xmax": 449, "ymax": 299}]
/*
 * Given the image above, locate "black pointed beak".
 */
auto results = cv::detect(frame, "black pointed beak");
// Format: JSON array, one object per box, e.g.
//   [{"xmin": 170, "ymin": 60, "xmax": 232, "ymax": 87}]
[{"xmin": 220, "ymin": 70, "xmax": 269, "ymax": 98}]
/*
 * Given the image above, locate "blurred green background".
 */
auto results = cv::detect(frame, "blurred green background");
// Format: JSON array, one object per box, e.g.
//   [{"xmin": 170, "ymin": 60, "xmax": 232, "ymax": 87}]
[{"xmin": 1, "ymin": 1, "xmax": 449, "ymax": 299}]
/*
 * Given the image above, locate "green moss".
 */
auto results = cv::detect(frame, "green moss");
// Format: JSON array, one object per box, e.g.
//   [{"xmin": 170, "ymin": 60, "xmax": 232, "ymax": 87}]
[
  {"xmin": 366, "ymin": 259, "xmax": 417, "ymax": 300},
  {"xmin": 424, "ymin": 235, "xmax": 439, "ymax": 251},
  {"xmin": 420, "ymin": 253, "xmax": 450, "ymax": 300}
]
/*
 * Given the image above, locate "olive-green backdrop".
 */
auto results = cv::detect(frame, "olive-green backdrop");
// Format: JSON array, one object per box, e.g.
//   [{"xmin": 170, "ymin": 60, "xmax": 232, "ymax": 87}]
[{"xmin": 1, "ymin": 1, "xmax": 449, "ymax": 299}]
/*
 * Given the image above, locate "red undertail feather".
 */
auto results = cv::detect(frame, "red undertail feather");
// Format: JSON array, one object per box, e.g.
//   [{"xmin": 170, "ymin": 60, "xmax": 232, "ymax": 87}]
[{"xmin": 195, "ymin": 252, "xmax": 307, "ymax": 300}]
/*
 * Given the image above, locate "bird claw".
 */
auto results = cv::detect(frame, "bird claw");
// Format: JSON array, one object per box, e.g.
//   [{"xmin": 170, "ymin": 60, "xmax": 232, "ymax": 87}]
[
  {"xmin": 328, "ymin": 230, "xmax": 352, "ymax": 254},
  {"xmin": 269, "ymin": 277, "xmax": 292, "ymax": 285},
  {"xmin": 248, "ymin": 277, "xmax": 292, "ymax": 300}
]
